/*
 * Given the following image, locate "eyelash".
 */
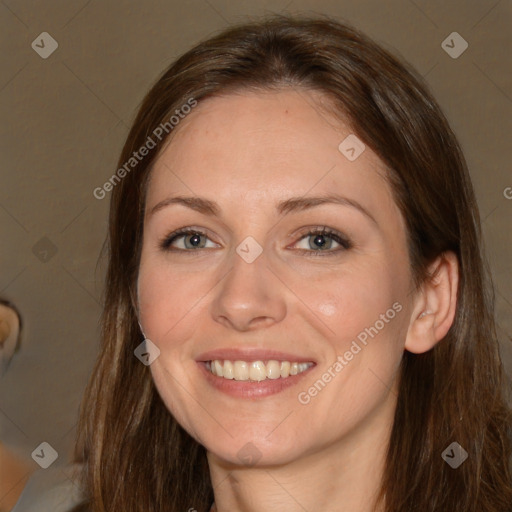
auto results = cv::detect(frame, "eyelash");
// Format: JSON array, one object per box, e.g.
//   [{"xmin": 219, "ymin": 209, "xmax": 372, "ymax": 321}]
[{"xmin": 159, "ymin": 226, "xmax": 352, "ymax": 257}]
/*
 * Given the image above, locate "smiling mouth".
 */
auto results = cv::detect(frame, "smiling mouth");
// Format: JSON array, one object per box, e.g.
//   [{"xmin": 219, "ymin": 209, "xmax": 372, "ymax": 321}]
[{"xmin": 205, "ymin": 359, "xmax": 314, "ymax": 381}]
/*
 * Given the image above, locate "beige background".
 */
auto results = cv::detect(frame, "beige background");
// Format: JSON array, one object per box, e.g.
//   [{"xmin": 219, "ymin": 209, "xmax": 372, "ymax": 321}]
[{"xmin": 1, "ymin": 0, "xmax": 511, "ymax": 482}]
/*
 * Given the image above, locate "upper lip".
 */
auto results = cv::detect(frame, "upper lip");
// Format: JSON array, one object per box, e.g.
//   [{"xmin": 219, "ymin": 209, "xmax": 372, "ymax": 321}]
[{"xmin": 196, "ymin": 348, "xmax": 316, "ymax": 363}]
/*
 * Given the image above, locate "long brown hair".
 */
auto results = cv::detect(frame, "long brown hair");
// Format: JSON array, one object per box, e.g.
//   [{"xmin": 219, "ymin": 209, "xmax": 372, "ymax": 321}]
[{"xmin": 71, "ymin": 14, "xmax": 512, "ymax": 511}]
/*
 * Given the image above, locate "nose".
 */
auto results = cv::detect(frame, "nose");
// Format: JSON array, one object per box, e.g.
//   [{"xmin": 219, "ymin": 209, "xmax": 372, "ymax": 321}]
[{"xmin": 210, "ymin": 247, "xmax": 287, "ymax": 332}]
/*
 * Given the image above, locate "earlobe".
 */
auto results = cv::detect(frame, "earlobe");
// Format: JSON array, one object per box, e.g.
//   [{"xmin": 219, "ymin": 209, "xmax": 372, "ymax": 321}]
[{"xmin": 404, "ymin": 252, "xmax": 459, "ymax": 354}]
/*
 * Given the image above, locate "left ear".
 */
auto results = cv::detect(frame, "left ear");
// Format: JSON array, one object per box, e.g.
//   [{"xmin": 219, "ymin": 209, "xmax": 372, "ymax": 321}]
[{"xmin": 404, "ymin": 251, "xmax": 459, "ymax": 354}]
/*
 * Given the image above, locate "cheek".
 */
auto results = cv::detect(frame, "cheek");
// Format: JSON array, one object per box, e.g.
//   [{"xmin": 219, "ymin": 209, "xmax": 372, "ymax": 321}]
[
  {"xmin": 297, "ymin": 272, "xmax": 405, "ymax": 422},
  {"xmin": 296, "ymin": 260, "xmax": 408, "ymax": 410},
  {"xmin": 137, "ymin": 258, "xmax": 204, "ymax": 347},
  {"xmin": 304, "ymin": 261, "xmax": 404, "ymax": 345},
  {"xmin": 137, "ymin": 260, "xmax": 210, "ymax": 438}
]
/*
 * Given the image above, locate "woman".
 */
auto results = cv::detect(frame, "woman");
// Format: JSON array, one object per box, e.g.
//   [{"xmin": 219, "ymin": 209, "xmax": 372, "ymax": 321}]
[{"xmin": 69, "ymin": 14, "xmax": 512, "ymax": 512}]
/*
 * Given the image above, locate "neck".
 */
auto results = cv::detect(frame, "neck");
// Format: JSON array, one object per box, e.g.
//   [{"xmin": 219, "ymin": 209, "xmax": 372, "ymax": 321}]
[{"xmin": 207, "ymin": 391, "xmax": 395, "ymax": 512}]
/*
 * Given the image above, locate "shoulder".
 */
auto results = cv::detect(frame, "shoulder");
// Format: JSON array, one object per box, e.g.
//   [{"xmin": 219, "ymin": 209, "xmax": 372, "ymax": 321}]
[{"xmin": 11, "ymin": 463, "xmax": 87, "ymax": 512}]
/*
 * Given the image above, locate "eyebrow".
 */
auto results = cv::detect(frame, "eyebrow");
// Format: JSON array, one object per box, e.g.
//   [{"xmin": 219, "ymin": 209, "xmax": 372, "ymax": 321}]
[{"xmin": 149, "ymin": 193, "xmax": 378, "ymax": 225}]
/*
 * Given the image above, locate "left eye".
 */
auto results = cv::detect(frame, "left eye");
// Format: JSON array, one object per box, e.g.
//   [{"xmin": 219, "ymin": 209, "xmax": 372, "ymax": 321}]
[{"xmin": 292, "ymin": 228, "xmax": 351, "ymax": 255}]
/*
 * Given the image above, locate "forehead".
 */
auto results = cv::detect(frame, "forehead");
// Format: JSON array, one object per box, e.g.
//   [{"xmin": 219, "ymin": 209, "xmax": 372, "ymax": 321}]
[{"xmin": 146, "ymin": 88, "xmax": 399, "ymax": 227}]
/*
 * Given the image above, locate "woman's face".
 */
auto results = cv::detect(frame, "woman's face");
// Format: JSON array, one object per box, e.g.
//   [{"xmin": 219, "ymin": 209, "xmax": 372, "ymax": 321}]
[{"xmin": 137, "ymin": 88, "xmax": 414, "ymax": 466}]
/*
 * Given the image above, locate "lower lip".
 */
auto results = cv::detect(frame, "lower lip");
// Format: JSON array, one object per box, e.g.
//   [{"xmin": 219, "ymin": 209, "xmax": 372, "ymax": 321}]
[{"xmin": 197, "ymin": 362, "xmax": 316, "ymax": 399}]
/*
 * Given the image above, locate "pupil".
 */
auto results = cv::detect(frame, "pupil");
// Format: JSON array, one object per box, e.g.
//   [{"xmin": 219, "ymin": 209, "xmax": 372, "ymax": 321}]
[
  {"xmin": 313, "ymin": 234, "xmax": 326, "ymax": 248},
  {"xmin": 190, "ymin": 234, "xmax": 201, "ymax": 246}
]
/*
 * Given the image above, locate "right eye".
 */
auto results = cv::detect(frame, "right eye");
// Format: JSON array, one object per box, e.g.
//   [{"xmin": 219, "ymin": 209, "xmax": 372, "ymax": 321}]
[{"xmin": 159, "ymin": 228, "xmax": 219, "ymax": 251}]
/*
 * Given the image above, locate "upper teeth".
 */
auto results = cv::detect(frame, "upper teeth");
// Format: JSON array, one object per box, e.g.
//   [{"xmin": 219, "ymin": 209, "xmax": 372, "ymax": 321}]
[{"xmin": 206, "ymin": 360, "xmax": 313, "ymax": 381}]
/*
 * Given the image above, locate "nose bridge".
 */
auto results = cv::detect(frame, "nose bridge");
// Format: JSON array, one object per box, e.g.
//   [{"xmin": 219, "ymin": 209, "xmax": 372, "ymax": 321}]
[{"xmin": 210, "ymin": 237, "xmax": 286, "ymax": 330}]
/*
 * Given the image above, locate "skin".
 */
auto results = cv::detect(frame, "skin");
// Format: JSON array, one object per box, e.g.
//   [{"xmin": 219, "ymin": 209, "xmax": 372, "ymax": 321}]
[
  {"xmin": 0, "ymin": 442, "xmax": 35, "ymax": 512},
  {"xmin": 137, "ymin": 88, "xmax": 458, "ymax": 511}
]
